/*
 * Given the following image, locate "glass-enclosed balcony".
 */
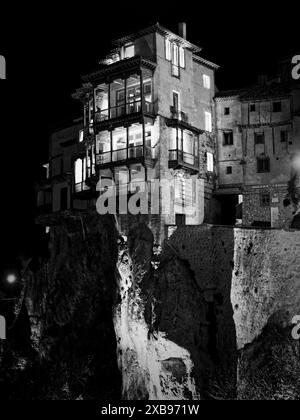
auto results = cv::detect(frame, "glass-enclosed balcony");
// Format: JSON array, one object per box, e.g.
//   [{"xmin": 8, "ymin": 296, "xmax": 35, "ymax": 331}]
[
  {"xmin": 95, "ymin": 122, "xmax": 158, "ymax": 167},
  {"xmin": 169, "ymin": 127, "xmax": 199, "ymax": 171},
  {"xmin": 92, "ymin": 69, "xmax": 154, "ymax": 129}
]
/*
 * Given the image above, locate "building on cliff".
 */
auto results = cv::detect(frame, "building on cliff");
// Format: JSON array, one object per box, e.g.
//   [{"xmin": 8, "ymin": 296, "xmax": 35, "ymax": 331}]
[
  {"xmin": 215, "ymin": 71, "xmax": 300, "ymax": 228},
  {"xmin": 36, "ymin": 23, "xmax": 300, "ymax": 238},
  {"xmin": 70, "ymin": 23, "xmax": 220, "ymax": 241},
  {"xmin": 36, "ymin": 118, "xmax": 90, "ymax": 223}
]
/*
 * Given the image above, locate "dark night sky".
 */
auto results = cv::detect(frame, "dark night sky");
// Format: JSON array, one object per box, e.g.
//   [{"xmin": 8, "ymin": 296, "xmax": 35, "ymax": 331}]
[{"xmin": 0, "ymin": 1, "xmax": 299, "ymax": 271}]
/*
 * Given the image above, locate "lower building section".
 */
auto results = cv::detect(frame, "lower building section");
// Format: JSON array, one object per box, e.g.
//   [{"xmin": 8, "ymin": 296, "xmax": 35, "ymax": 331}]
[
  {"xmin": 243, "ymin": 185, "xmax": 294, "ymax": 229},
  {"xmin": 215, "ymin": 183, "xmax": 296, "ymax": 229}
]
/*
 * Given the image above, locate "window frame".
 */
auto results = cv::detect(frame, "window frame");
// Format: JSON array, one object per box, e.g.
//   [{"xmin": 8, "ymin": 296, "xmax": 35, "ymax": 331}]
[
  {"xmin": 223, "ymin": 131, "xmax": 234, "ymax": 146},
  {"xmin": 124, "ymin": 43, "xmax": 135, "ymax": 59},
  {"xmin": 171, "ymin": 43, "xmax": 180, "ymax": 78},
  {"xmin": 203, "ymin": 74, "xmax": 211, "ymax": 89},
  {"xmin": 179, "ymin": 46, "xmax": 185, "ymax": 69},
  {"xmin": 205, "ymin": 111, "xmax": 212, "ymax": 132},
  {"xmin": 260, "ymin": 192, "xmax": 270, "ymax": 207},
  {"xmin": 257, "ymin": 157, "xmax": 270, "ymax": 173},
  {"xmin": 272, "ymin": 101, "xmax": 282, "ymax": 113},
  {"xmin": 207, "ymin": 152, "xmax": 214, "ymax": 172},
  {"xmin": 254, "ymin": 132, "xmax": 265, "ymax": 145},
  {"xmin": 165, "ymin": 38, "xmax": 172, "ymax": 61}
]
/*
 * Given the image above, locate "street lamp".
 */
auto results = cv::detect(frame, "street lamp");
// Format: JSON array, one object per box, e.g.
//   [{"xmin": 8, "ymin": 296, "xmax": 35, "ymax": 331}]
[
  {"xmin": 6, "ymin": 273, "xmax": 19, "ymax": 285},
  {"xmin": 4, "ymin": 271, "xmax": 25, "ymax": 287}
]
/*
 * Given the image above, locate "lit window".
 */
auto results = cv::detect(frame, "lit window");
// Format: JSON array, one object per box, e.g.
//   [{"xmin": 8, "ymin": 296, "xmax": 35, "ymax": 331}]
[
  {"xmin": 203, "ymin": 74, "xmax": 211, "ymax": 89},
  {"xmin": 172, "ymin": 44, "xmax": 179, "ymax": 77},
  {"xmin": 179, "ymin": 46, "xmax": 185, "ymax": 68},
  {"xmin": 79, "ymin": 130, "xmax": 84, "ymax": 143},
  {"xmin": 205, "ymin": 111, "xmax": 212, "ymax": 132},
  {"xmin": 165, "ymin": 39, "xmax": 172, "ymax": 61},
  {"xmin": 75, "ymin": 158, "xmax": 83, "ymax": 184},
  {"xmin": 124, "ymin": 44, "xmax": 135, "ymax": 59},
  {"xmin": 43, "ymin": 163, "xmax": 50, "ymax": 179},
  {"xmin": 207, "ymin": 152, "xmax": 214, "ymax": 172}
]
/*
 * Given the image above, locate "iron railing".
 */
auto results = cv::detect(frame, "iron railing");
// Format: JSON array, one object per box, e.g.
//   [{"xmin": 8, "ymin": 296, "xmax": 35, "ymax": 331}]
[
  {"xmin": 96, "ymin": 145, "xmax": 144, "ymax": 165},
  {"xmin": 94, "ymin": 100, "xmax": 153, "ymax": 123}
]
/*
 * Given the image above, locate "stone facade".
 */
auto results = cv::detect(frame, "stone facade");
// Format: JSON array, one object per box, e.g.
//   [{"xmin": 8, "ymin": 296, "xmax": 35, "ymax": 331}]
[
  {"xmin": 37, "ymin": 24, "xmax": 300, "ymax": 235},
  {"xmin": 215, "ymin": 77, "xmax": 300, "ymax": 228}
]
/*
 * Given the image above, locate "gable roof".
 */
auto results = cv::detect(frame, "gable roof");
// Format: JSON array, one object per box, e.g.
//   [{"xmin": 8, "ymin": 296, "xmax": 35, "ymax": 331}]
[{"xmin": 112, "ymin": 23, "xmax": 202, "ymax": 53}]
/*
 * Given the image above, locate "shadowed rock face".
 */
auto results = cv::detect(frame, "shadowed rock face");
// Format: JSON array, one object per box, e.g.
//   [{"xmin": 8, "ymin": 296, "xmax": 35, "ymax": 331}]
[
  {"xmin": 0, "ymin": 213, "xmax": 121, "ymax": 400},
  {"xmin": 1, "ymin": 216, "xmax": 299, "ymax": 400},
  {"xmin": 115, "ymin": 223, "xmax": 300, "ymax": 400},
  {"xmin": 114, "ymin": 223, "xmax": 238, "ymax": 399},
  {"xmin": 114, "ymin": 222, "xmax": 201, "ymax": 400}
]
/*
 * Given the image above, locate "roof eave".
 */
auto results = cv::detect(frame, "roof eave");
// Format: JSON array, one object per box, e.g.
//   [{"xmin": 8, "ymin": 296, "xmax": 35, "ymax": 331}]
[{"xmin": 112, "ymin": 23, "xmax": 202, "ymax": 53}]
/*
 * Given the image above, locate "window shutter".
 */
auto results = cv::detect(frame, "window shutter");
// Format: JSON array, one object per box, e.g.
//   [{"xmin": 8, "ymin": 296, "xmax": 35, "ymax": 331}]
[
  {"xmin": 165, "ymin": 39, "xmax": 171, "ymax": 61},
  {"xmin": 205, "ymin": 111, "xmax": 212, "ymax": 132},
  {"xmin": 179, "ymin": 47, "xmax": 185, "ymax": 68}
]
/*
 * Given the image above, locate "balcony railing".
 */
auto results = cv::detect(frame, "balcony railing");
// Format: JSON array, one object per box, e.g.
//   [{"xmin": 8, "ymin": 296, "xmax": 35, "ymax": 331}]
[
  {"xmin": 74, "ymin": 182, "xmax": 90, "ymax": 193},
  {"xmin": 170, "ymin": 107, "xmax": 189, "ymax": 123},
  {"xmin": 94, "ymin": 100, "xmax": 154, "ymax": 124},
  {"xmin": 96, "ymin": 145, "xmax": 144, "ymax": 166},
  {"xmin": 169, "ymin": 149, "xmax": 199, "ymax": 168}
]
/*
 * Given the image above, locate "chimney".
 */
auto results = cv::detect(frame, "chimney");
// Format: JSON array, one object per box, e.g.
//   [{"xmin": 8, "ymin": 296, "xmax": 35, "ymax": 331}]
[{"xmin": 178, "ymin": 22, "xmax": 187, "ymax": 40}]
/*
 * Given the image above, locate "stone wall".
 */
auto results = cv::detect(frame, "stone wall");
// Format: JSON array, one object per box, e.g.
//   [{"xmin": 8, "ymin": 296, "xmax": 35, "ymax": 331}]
[{"xmin": 166, "ymin": 225, "xmax": 300, "ymax": 398}]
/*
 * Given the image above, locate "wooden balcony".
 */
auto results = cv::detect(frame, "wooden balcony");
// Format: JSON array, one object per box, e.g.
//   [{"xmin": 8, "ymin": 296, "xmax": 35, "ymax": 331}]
[
  {"xmin": 94, "ymin": 100, "xmax": 155, "ymax": 131},
  {"xmin": 168, "ymin": 149, "xmax": 199, "ymax": 173}
]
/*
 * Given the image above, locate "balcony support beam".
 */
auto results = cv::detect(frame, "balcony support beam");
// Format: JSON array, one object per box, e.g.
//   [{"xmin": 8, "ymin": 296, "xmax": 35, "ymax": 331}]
[{"xmin": 140, "ymin": 69, "xmax": 144, "ymax": 114}]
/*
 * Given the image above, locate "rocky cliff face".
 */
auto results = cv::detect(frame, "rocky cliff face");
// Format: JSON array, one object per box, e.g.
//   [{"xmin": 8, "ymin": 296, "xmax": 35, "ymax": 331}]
[
  {"xmin": 114, "ymin": 223, "xmax": 300, "ymax": 400},
  {"xmin": 1, "ymin": 216, "xmax": 299, "ymax": 400},
  {"xmin": 114, "ymin": 225, "xmax": 200, "ymax": 400},
  {"xmin": 0, "ymin": 213, "xmax": 121, "ymax": 400}
]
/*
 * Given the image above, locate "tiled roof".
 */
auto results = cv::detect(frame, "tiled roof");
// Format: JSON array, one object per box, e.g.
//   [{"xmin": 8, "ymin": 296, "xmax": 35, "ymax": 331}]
[
  {"xmin": 193, "ymin": 55, "xmax": 219, "ymax": 70},
  {"xmin": 215, "ymin": 83, "xmax": 291, "ymax": 101},
  {"xmin": 112, "ymin": 23, "xmax": 202, "ymax": 53},
  {"xmin": 215, "ymin": 89, "xmax": 246, "ymax": 99}
]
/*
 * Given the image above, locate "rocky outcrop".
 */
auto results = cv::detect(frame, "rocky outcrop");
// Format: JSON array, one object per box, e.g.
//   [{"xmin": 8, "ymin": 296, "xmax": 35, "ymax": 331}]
[
  {"xmin": 231, "ymin": 228, "xmax": 300, "ymax": 399},
  {"xmin": 115, "ymin": 223, "xmax": 300, "ymax": 400},
  {"xmin": 1, "ymin": 216, "xmax": 299, "ymax": 400},
  {"xmin": 114, "ymin": 224, "xmax": 200, "ymax": 400},
  {"xmin": 1, "ymin": 213, "xmax": 121, "ymax": 400}
]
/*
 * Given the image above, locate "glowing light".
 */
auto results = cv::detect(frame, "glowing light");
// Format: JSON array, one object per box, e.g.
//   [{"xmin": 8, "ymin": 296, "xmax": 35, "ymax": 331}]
[{"xmin": 6, "ymin": 274, "xmax": 18, "ymax": 284}]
